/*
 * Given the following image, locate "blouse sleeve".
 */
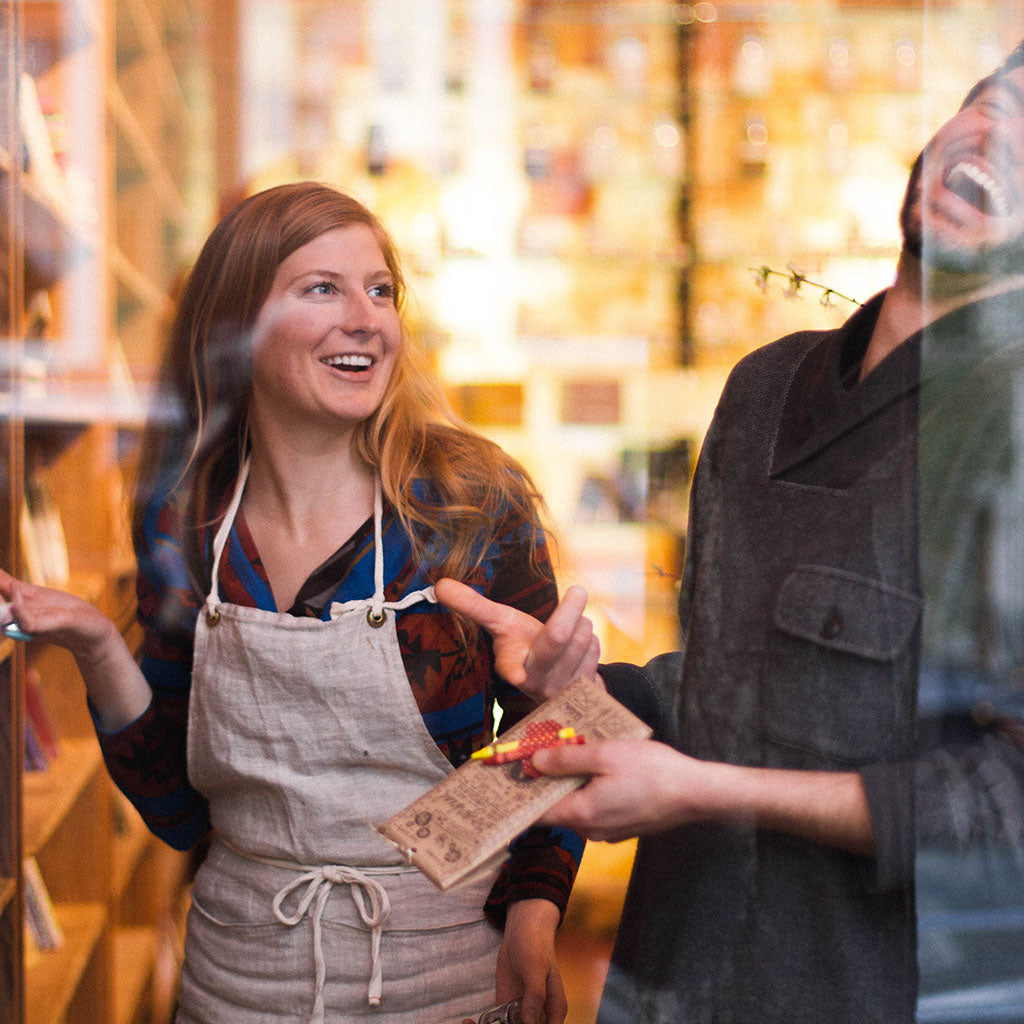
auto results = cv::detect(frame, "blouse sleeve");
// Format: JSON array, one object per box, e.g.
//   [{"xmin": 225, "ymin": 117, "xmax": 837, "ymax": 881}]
[
  {"xmin": 93, "ymin": 493, "xmax": 211, "ymax": 850},
  {"xmin": 480, "ymin": 509, "xmax": 585, "ymax": 927}
]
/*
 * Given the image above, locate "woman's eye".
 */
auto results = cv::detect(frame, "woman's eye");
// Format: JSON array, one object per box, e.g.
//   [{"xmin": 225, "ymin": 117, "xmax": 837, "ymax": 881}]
[
  {"xmin": 369, "ymin": 283, "xmax": 395, "ymax": 300},
  {"xmin": 306, "ymin": 280, "xmax": 336, "ymax": 296}
]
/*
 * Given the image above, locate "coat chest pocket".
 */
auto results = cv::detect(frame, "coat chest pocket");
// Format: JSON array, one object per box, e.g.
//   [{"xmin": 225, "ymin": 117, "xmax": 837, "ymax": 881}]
[{"xmin": 761, "ymin": 565, "xmax": 921, "ymax": 764}]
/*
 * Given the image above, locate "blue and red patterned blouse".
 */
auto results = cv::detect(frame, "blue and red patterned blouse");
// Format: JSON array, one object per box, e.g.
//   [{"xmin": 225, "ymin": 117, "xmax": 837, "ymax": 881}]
[{"xmin": 95, "ymin": 475, "xmax": 581, "ymax": 925}]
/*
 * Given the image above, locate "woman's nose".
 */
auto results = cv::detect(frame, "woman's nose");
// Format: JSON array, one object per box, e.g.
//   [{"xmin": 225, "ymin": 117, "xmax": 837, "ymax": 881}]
[{"xmin": 340, "ymin": 291, "xmax": 380, "ymax": 337}]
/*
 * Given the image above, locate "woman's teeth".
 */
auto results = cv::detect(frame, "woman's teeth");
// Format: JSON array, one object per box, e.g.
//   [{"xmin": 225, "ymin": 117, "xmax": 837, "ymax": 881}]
[{"xmin": 321, "ymin": 354, "xmax": 373, "ymax": 371}]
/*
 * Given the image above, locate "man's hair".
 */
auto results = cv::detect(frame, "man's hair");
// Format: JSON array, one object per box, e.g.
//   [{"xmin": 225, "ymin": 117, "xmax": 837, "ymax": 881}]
[{"xmin": 960, "ymin": 39, "xmax": 1024, "ymax": 109}]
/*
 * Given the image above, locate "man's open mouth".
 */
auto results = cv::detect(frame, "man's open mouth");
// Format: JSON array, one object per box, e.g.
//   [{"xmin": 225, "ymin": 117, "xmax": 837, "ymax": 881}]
[{"xmin": 944, "ymin": 160, "xmax": 1012, "ymax": 217}]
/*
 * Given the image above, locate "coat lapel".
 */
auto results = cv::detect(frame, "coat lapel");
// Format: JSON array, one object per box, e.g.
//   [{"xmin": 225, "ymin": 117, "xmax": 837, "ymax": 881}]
[{"xmin": 769, "ymin": 294, "xmax": 919, "ymax": 479}]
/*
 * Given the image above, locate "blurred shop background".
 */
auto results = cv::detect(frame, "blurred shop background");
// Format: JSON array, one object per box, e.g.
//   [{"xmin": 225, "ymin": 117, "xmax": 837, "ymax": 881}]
[{"xmin": 3, "ymin": 2, "xmax": 1024, "ymax": 1022}]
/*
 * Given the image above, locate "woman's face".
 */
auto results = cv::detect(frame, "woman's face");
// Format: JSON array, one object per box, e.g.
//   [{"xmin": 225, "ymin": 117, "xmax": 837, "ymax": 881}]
[{"xmin": 249, "ymin": 224, "xmax": 402, "ymax": 438}]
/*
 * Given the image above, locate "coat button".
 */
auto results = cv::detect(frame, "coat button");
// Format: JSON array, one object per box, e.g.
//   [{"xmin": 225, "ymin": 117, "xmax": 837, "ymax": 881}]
[{"xmin": 822, "ymin": 606, "xmax": 843, "ymax": 640}]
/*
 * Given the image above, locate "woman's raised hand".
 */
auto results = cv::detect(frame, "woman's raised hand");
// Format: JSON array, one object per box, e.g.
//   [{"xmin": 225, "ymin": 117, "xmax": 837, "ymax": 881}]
[
  {"xmin": 0, "ymin": 568, "xmax": 152, "ymax": 731},
  {"xmin": 0, "ymin": 569, "xmax": 117, "ymax": 657},
  {"xmin": 434, "ymin": 578, "xmax": 600, "ymax": 701}
]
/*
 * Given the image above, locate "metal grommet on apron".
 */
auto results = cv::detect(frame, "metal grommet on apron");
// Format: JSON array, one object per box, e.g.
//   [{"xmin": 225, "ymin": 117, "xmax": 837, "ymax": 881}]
[{"xmin": 179, "ymin": 459, "xmax": 503, "ymax": 1024}]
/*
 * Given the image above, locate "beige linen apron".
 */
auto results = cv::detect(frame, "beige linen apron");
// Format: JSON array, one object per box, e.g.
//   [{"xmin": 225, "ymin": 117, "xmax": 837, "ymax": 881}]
[{"xmin": 176, "ymin": 461, "xmax": 501, "ymax": 1024}]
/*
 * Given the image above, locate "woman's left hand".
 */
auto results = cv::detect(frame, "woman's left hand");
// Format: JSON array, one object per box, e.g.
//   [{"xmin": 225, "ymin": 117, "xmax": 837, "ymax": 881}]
[
  {"xmin": 435, "ymin": 577, "xmax": 599, "ymax": 702},
  {"xmin": 496, "ymin": 898, "xmax": 566, "ymax": 1024}
]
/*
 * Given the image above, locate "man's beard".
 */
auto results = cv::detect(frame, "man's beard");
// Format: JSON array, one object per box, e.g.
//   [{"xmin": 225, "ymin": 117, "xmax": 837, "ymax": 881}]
[
  {"xmin": 899, "ymin": 152, "xmax": 926, "ymax": 261},
  {"xmin": 899, "ymin": 149, "xmax": 1024, "ymax": 278}
]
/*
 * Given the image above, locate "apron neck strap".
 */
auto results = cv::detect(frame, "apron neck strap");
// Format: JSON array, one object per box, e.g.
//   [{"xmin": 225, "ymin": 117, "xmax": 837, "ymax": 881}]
[
  {"xmin": 207, "ymin": 457, "xmax": 251, "ymax": 608},
  {"xmin": 370, "ymin": 475, "xmax": 385, "ymax": 619}
]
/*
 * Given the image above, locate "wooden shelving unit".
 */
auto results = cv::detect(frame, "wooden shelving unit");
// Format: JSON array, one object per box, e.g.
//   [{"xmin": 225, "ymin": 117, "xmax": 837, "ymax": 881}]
[
  {"xmin": 25, "ymin": 902, "xmax": 108, "ymax": 1024},
  {"xmin": 1, "ymin": 1, "xmax": 26, "ymax": 1020},
  {"xmin": 1, "ymin": 0, "xmax": 219, "ymax": 1021}
]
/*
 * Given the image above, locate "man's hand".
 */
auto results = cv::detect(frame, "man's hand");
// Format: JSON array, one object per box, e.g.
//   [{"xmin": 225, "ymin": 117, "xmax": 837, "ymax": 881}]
[
  {"xmin": 434, "ymin": 578, "xmax": 600, "ymax": 701},
  {"xmin": 531, "ymin": 740, "xmax": 876, "ymax": 854},
  {"xmin": 532, "ymin": 740, "xmax": 696, "ymax": 842}
]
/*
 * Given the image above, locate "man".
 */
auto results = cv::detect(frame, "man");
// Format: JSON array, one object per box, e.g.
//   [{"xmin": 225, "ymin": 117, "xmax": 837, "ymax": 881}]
[{"xmin": 438, "ymin": 38, "xmax": 1024, "ymax": 1024}]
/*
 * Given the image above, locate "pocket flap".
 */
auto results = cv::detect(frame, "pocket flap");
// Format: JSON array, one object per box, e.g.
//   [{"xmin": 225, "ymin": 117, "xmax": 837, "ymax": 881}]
[{"xmin": 774, "ymin": 565, "xmax": 920, "ymax": 661}]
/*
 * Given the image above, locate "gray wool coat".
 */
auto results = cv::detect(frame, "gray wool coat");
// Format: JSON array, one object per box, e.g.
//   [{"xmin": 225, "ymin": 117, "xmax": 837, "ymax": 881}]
[{"xmin": 599, "ymin": 288, "xmax": 1024, "ymax": 1024}]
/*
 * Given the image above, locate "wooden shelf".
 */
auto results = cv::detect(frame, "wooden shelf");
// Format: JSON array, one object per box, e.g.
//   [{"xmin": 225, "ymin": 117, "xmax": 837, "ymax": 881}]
[
  {"xmin": 25, "ymin": 901, "xmax": 106, "ymax": 1024},
  {"xmin": 0, "ymin": 876, "xmax": 16, "ymax": 914},
  {"xmin": 109, "ymin": 570, "xmax": 139, "ymax": 636},
  {"xmin": 109, "ymin": 245, "xmax": 175, "ymax": 315},
  {"xmin": 115, "ymin": 0, "xmax": 186, "ymax": 106},
  {"xmin": 19, "ymin": 0, "xmax": 96, "ymax": 75},
  {"xmin": 66, "ymin": 569, "xmax": 106, "ymax": 608},
  {"xmin": 4, "ymin": 1, "xmax": 214, "ymax": 1021},
  {"xmin": 0, "ymin": 157, "xmax": 96, "ymax": 292},
  {"xmin": 23, "ymin": 737, "xmax": 102, "ymax": 858},
  {"xmin": 107, "ymin": 85, "xmax": 186, "ymax": 219},
  {"xmin": 0, "ymin": 380, "xmax": 154, "ymax": 427},
  {"xmin": 112, "ymin": 925, "xmax": 157, "ymax": 1024},
  {"xmin": 110, "ymin": 809, "xmax": 149, "ymax": 903}
]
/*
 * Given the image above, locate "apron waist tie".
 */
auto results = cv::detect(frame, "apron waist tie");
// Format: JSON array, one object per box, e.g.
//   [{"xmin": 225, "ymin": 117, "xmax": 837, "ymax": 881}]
[
  {"xmin": 273, "ymin": 864, "xmax": 391, "ymax": 1019},
  {"xmin": 220, "ymin": 840, "xmax": 392, "ymax": 1020}
]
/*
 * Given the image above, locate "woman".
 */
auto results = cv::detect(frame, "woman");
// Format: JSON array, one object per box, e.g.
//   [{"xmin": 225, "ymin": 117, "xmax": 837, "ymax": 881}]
[{"xmin": 1, "ymin": 183, "xmax": 598, "ymax": 1023}]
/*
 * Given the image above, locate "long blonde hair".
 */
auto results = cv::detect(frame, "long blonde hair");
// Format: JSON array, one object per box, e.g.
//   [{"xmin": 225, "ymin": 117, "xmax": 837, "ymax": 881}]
[{"xmin": 134, "ymin": 182, "xmax": 547, "ymax": 589}]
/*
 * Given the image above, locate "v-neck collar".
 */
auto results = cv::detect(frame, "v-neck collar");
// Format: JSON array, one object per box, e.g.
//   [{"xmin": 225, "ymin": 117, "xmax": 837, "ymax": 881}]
[
  {"xmin": 770, "ymin": 287, "xmax": 1024, "ymax": 481},
  {"xmin": 234, "ymin": 505, "xmax": 375, "ymax": 615},
  {"xmin": 770, "ymin": 292, "xmax": 918, "ymax": 479}
]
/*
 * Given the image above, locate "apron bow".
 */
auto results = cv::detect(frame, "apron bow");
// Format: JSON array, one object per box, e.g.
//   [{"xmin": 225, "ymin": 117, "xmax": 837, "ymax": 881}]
[{"xmin": 272, "ymin": 864, "xmax": 392, "ymax": 1019}]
